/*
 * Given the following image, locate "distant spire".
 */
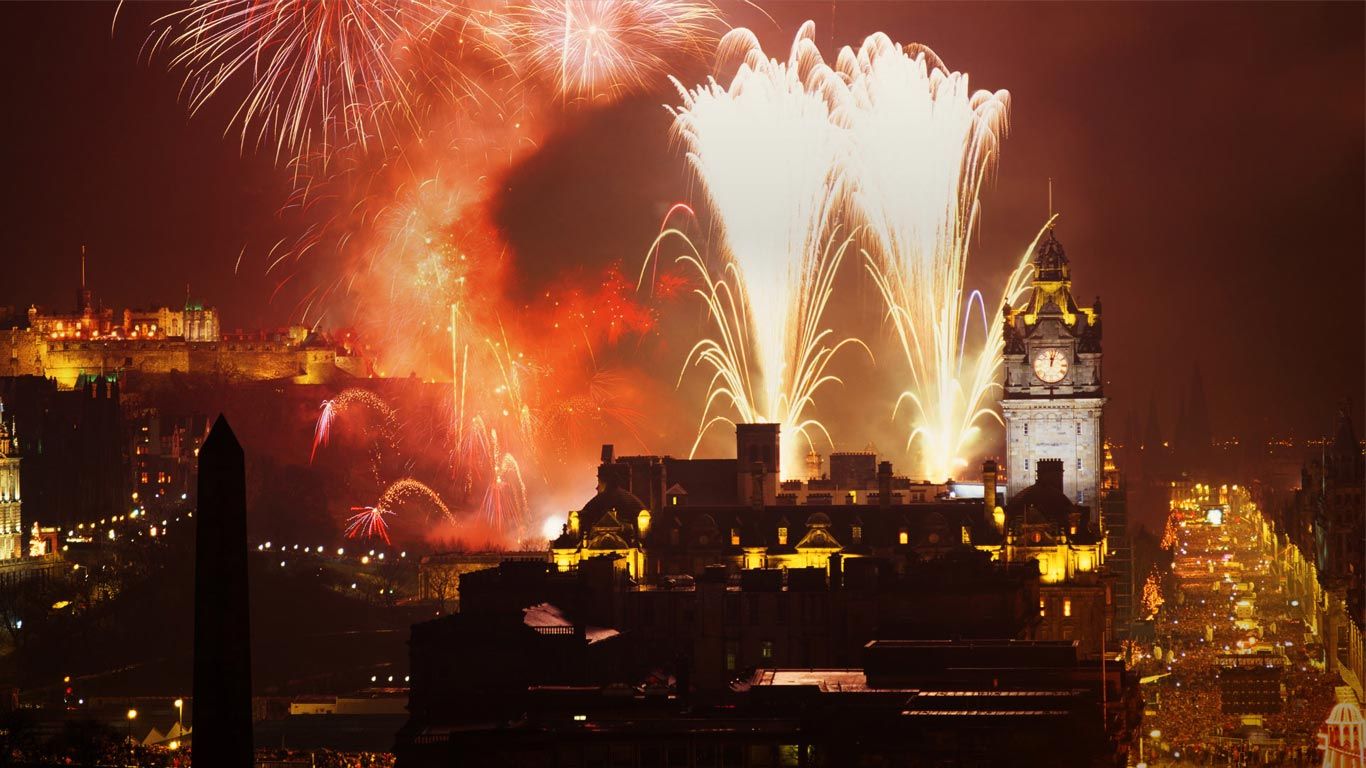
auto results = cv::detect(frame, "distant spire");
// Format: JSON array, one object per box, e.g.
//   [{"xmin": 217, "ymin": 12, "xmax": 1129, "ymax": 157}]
[
  {"xmin": 1048, "ymin": 177, "xmax": 1053, "ymax": 219},
  {"xmin": 81, "ymin": 244, "xmax": 86, "ymax": 289}
]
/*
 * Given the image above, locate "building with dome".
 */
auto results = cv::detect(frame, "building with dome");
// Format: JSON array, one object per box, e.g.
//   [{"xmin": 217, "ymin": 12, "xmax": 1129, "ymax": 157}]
[{"xmin": 550, "ymin": 435, "xmax": 1006, "ymax": 583}]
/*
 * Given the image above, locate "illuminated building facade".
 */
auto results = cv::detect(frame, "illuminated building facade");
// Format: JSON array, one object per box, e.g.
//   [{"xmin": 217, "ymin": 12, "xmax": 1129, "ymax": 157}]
[
  {"xmin": 4, "ymin": 303, "xmax": 366, "ymax": 387},
  {"xmin": 0, "ymin": 401, "xmax": 21, "ymax": 560},
  {"xmin": 550, "ymin": 433, "xmax": 1002, "ymax": 581},
  {"xmin": 549, "ymin": 421, "xmax": 1119, "ymax": 657}
]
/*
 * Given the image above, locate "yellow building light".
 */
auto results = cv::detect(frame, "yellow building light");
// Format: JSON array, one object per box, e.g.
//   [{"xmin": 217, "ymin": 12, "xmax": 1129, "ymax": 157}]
[
  {"xmin": 1063, "ymin": 599, "xmax": 1072, "ymax": 617},
  {"xmin": 637, "ymin": 509, "xmax": 650, "ymax": 537}
]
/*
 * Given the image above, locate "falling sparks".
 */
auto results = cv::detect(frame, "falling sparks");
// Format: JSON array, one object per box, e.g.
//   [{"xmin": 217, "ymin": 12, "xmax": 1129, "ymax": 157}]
[
  {"xmin": 344, "ymin": 505, "xmax": 394, "ymax": 545},
  {"xmin": 664, "ymin": 22, "xmax": 864, "ymax": 470}
]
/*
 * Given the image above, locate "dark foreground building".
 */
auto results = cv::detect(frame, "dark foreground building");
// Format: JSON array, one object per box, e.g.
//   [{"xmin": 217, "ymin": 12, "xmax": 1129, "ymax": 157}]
[
  {"xmin": 395, "ymin": 555, "xmax": 1140, "ymax": 766},
  {"xmin": 395, "ymin": 637, "xmax": 1138, "ymax": 767}
]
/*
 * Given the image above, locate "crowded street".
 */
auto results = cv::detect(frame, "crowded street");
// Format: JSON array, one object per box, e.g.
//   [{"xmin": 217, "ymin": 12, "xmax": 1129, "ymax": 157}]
[{"xmin": 1136, "ymin": 483, "xmax": 1353, "ymax": 766}]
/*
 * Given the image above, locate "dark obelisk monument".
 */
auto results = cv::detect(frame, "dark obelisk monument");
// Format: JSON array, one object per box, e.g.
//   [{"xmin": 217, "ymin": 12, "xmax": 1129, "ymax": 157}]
[{"xmin": 193, "ymin": 415, "xmax": 253, "ymax": 766}]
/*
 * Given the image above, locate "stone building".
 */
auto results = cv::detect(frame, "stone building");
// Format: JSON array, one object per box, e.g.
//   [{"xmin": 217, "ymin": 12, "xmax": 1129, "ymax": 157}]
[
  {"xmin": 0, "ymin": 401, "xmax": 21, "ymax": 560},
  {"xmin": 1001, "ymin": 228, "xmax": 1104, "ymax": 508}
]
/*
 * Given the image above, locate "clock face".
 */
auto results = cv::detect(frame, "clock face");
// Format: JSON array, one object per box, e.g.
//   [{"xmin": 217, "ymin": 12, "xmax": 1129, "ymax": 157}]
[{"xmin": 1033, "ymin": 348, "xmax": 1069, "ymax": 383}]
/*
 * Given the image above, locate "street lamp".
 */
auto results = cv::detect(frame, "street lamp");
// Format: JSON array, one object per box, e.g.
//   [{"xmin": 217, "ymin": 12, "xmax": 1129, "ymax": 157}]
[
  {"xmin": 126, "ymin": 708, "xmax": 138, "ymax": 747},
  {"xmin": 174, "ymin": 698, "xmax": 184, "ymax": 733}
]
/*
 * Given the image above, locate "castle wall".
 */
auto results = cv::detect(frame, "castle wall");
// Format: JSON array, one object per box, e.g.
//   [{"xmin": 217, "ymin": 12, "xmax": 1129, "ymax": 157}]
[{"xmin": 0, "ymin": 329, "xmax": 344, "ymax": 387}]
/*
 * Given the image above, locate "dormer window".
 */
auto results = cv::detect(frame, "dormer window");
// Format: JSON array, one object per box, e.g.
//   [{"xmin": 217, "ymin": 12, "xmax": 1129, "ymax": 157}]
[
  {"xmin": 730, "ymin": 528, "xmax": 741, "ymax": 546},
  {"xmin": 898, "ymin": 528, "xmax": 908, "ymax": 545},
  {"xmin": 777, "ymin": 526, "xmax": 788, "ymax": 546}
]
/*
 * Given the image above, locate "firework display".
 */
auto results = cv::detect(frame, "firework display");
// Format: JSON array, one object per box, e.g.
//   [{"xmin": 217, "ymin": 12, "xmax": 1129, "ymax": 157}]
[
  {"xmin": 665, "ymin": 22, "xmax": 861, "ymax": 468},
  {"xmin": 142, "ymin": 4, "xmax": 1041, "ymax": 544},
  {"xmin": 833, "ymin": 34, "xmax": 1025, "ymax": 481}
]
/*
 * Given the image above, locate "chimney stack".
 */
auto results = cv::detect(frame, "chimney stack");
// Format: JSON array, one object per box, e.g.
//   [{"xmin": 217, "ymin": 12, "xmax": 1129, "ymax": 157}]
[
  {"xmin": 982, "ymin": 459, "xmax": 999, "ymax": 511},
  {"xmin": 878, "ymin": 461, "xmax": 893, "ymax": 509}
]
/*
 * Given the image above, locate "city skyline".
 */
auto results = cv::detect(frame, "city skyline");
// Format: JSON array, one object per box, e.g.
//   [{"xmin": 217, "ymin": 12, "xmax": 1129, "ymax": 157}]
[{"xmin": 0, "ymin": 2, "xmax": 1360, "ymax": 766}]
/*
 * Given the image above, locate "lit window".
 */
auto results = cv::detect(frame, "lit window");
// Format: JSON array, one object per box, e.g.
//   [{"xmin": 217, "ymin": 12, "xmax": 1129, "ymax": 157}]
[
  {"xmin": 898, "ymin": 529, "xmax": 908, "ymax": 545},
  {"xmin": 777, "ymin": 527, "xmax": 788, "ymax": 546},
  {"xmin": 730, "ymin": 529, "xmax": 741, "ymax": 546},
  {"xmin": 1063, "ymin": 598, "xmax": 1072, "ymax": 617},
  {"xmin": 761, "ymin": 640, "xmax": 773, "ymax": 659},
  {"xmin": 725, "ymin": 641, "xmax": 738, "ymax": 672},
  {"xmin": 852, "ymin": 526, "xmax": 862, "ymax": 543},
  {"xmin": 1039, "ymin": 598, "xmax": 1046, "ymax": 617},
  {"xmin": 961, "ymin": 526, "xmax": 971, "ymax": 544}
]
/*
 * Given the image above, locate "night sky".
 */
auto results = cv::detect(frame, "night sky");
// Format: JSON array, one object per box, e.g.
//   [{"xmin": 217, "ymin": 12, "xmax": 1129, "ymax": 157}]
[{"xmin": 0, "ymin": 1, "xmax": 1361, "ymax": 445}]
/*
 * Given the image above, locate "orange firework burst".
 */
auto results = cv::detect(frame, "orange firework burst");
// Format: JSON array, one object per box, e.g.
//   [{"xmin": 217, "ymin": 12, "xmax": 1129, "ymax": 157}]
[{"xmin": 498, "ymin": 0, "xmax": 721, "ymax": 103}]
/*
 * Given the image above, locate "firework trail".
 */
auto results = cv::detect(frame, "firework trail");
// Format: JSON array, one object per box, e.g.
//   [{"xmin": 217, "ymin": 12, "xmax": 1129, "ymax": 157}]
[
  {"xmin": 148, "ymin": 0, "xmax": 460, "ymax": 169},
  {"xmin": 666, "ymin": 21, "xmax": 863, "ymax": 469},
  {"xmin": 344, "ymin": 505, "xmax": 394, "ymax": 544},
  {"xmin": 462, "ymin": 416, "xmax": 529, "ymax": 531},
  {"xmin": 310, "ymin": 388, "xmax": 396, "ymax": 463},
  {"xmin": 831, "ymin": 33, "xmax": 1021, "ymax": 479},
  {"xmin": 497, "ymin": 0, "xmax": 721, "ymax": 104},
  {"xmin": 377, "ymin": 478, "xmax": 456, "ymax": 526}
]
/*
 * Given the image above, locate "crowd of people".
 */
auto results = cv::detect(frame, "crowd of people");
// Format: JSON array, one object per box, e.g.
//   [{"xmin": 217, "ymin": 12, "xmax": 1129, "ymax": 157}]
[{"xmin": 1135, "ymin": 497, "xmax": 1349, "ymax": 766}]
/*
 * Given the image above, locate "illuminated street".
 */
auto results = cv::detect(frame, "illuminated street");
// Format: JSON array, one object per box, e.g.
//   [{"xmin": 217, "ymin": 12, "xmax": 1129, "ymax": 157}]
[{"xmin": 1139, "ymin": 483, "xmax": 1347, "ymax": 765}]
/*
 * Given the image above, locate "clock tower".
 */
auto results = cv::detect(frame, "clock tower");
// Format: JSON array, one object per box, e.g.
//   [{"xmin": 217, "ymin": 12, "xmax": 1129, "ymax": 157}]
[{"xmin": 1002, "ymin": 229, "xmax": 1104, "ymax": 507}]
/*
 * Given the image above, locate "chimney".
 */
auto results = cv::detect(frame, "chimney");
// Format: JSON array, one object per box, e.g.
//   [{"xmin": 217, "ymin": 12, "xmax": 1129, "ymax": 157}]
[
  {"xmin": 982, "ymin": 460, "xmax": 999, "ymax": 511},
  {"xmin": 600, "ymin": 444, "xmax": 615, "ymax": 464},
  {"xmin": 1035, "ymin": 458, "xmax": 1065, "ymax": 492},
  {"xmin": 194, "ymin": 416, "xmax": 254, "ymax": 766},
  {"xmin": 878, "ymin": 461, "xmax": 893, "ymax": 510},
  {"xmin": 649, "ymin": 458, "xmax": 666, "ymax": 512}
]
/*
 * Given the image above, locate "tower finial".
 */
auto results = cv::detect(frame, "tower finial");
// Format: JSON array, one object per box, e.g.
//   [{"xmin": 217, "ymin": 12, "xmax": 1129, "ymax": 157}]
[
  {"xmin": 1047, "ymin": 177, "xmax": 1053, "ymax": 219},
  {"xmin": 81, "ymin": 244, "xmax": 86, "ymax": 289}
]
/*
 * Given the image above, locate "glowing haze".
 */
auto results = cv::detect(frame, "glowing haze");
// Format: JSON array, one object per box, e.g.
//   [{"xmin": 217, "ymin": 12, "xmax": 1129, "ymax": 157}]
[{"xmin": 139, "ymin": 2, "xmax": 1041, "ymax": 542}]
